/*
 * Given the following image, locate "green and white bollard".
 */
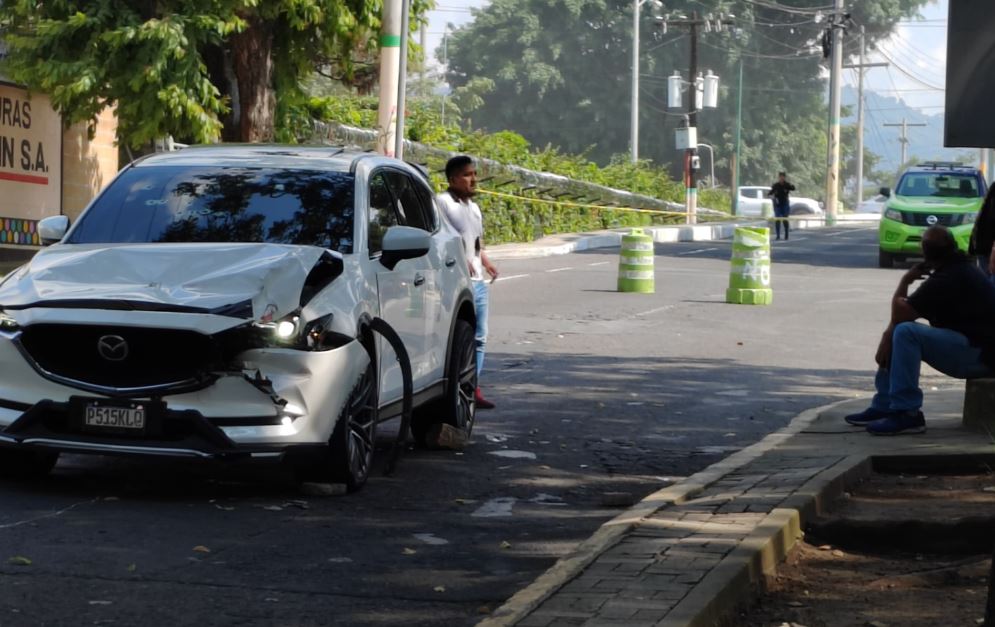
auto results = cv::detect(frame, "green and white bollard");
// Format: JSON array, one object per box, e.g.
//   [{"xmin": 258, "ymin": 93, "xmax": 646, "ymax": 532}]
[
  {"xmin": 726, "ymin": 227, "xmax": 773, "ymax": 305},
  {"xmin": 617, "ymin": 228, "xmax": 654, "ymax": 293}
]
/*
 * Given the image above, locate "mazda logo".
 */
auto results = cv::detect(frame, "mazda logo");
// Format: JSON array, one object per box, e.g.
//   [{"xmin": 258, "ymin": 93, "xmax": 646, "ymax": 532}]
[
  {"xmin": 97, "ymin": 335, "xmax": 129, "ymax": 362},
  {"xmin": 926, "ymin": 215, "xmax": 938, "ymax": 225}
]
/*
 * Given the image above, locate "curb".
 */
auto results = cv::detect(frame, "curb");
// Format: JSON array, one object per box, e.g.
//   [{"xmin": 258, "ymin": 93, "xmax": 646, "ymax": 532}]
[
  {"xmin": 487, "ymin": 217, "xmax": 838, "ymax": 261},
  {"xmin": 477, "ymin": 396, "xmax": 858, "ymax": 627}
]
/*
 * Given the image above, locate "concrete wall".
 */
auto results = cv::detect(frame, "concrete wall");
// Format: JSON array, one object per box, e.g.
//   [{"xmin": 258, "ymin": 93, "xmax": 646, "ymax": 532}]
[{"xmin": 62, "ymin": 107, "xmax": 118, "ymax": 220}]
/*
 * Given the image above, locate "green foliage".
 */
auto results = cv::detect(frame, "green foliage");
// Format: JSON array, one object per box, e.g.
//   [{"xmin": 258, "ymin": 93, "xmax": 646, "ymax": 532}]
[
  {"xmin": 443, "ymin": 0, "xmax": 931, "ymax": 202},
  {"xmin": 0, "ymin": 0, "xmax": 430, "ymax": 147},
  {"xmin": 307, "ymin": 94, "xmax": 731, "ymax": 243}
]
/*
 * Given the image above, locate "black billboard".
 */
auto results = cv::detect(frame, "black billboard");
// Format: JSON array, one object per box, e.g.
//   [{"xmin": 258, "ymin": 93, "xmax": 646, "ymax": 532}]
[{"xmin": 945, "ymin": 0, "xmax": 995, "ymax": 147}]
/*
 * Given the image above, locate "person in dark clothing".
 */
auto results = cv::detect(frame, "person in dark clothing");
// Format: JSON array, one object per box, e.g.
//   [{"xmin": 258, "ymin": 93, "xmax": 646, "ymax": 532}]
[
  {"xmin": 968, "ymin": 183, "xmax": 995, "ymax": 281},
  {"xmin": 844, "ymin": 226, "xmax": 995, "ymax": 435},
  {"xmin": 768, "ymin": 172, "xmax": 795, "ymax": 241}
]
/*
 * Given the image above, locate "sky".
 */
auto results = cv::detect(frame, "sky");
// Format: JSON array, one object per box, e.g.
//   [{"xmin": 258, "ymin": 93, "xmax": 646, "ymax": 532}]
[{"xmin": 424, "ymin": 0, "xmax": 949, "ymax": 114}]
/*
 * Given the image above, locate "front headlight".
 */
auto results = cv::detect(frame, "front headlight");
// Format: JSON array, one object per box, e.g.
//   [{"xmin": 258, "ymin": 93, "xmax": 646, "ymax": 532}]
[
  {"xmin": 959, "ymin": 212, "xmax": 977, "ymax": 225},
  {"xmin": 253, "ymin": 312, "xmax": 302, "ymax": 345},
  {"xmin": 884, "ymin": 208, "xmax": 903, "ymax": 223},
  {"xmin": 0, "ymin": 310, "xmax": 19, "ymax": 333}
]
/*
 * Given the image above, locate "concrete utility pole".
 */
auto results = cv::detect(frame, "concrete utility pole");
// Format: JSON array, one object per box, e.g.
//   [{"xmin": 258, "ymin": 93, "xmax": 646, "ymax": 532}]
[
  {"xmin": 377, "ymin": 0, "xmax": 403, "ymax": 156},
  {"xmin": 884, "ymin": 118, "xmax": 927, "ymax": 166},
  {"xmin": 843, "ymin": 26, "xmax": 887, "ymax": 206},
  {"xmin": 824, "ymin": 0, "xmax": 845, "ymax": 223},
  {"xmin": 732, "ymin": 59, "xmax": 743, "ymax": 215},
  {"xmin": 630, "ymin": 0, "xmax": 641, "ymax": 163}
]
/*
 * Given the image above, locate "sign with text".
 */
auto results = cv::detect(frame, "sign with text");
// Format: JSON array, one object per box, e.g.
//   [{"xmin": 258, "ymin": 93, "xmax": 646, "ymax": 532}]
[{"xmin": 0, "ymin": 83, "xmax": 60, "ymax": 220}]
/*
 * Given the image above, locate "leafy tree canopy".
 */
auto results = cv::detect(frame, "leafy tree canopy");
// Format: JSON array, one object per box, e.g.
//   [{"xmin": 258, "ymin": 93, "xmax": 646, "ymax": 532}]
[
  {"xmin": 444, "ymin": 0, "xmax": 931, "ymax": 199},
  {"xmin": 0, "ymin": 0, "xmax": 430, "ymax": 147}
]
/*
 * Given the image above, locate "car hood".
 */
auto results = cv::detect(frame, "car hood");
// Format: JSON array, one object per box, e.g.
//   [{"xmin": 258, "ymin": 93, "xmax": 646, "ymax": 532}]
[
  {"xmin": 0, "ymin": 242, "xmax": 329, "ymax": 320},
  {"xmin": 888, "ymin": 196, "xmax": 983, "ymax": 213}
]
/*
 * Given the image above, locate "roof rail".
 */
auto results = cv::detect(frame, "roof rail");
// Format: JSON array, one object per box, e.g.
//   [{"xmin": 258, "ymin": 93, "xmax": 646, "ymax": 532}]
[{"xmin": 916, "ymin": 161, "xmax": 968, "ymax": 170}]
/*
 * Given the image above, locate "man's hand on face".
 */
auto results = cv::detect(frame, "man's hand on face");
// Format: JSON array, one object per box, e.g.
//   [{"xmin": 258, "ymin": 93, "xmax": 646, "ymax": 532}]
[{"xmin": 903, "ymin": 263, "xmax": 930, "ymax": 284}]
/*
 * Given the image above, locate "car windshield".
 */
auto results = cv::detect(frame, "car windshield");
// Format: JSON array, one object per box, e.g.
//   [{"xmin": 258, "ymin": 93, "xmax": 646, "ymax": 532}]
[
  {"xmin": 896, "ymin": 172, "xmax": 981, "ymax": 198},
  {"xmin": 68, "ymin": 165, "xmax": 356, "ymax": 253}
]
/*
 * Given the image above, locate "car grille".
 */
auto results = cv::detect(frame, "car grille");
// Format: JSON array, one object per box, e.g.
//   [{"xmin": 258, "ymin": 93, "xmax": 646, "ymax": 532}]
[
  {"xmin": 900, "ymin": 211, "xmax": 956, "ymax": 226},
  {"xmin": 18, "ymin": 324, "xmax": 219, "ymax": 390}
]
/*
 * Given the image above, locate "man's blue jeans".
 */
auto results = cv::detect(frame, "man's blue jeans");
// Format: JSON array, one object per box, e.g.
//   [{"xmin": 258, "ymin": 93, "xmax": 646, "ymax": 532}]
[
  {"xmin": 473, "ymin": 280, "xmax": 489, "ymax": 377},
  {"xmin": 871, "ymin": 322, "xmax": 995, "ymax": 412}
]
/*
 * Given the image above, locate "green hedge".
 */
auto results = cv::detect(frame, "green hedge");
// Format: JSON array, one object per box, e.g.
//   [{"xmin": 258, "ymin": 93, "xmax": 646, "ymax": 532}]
[{"xmin": 301, "ymin": 95, "xmax": 731, "ymax": 244}]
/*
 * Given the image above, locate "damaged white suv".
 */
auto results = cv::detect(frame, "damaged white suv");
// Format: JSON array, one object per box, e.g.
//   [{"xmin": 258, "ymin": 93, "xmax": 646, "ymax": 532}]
[{"xmin": 0, "ymin": 145, "xmax": 478, "ymax": 491}]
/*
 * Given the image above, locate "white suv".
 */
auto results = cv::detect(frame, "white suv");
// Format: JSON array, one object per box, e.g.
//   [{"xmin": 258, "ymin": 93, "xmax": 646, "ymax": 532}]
[{"xmin": 0, "ymin": 146, "xmax": 477, "ymax": 491}]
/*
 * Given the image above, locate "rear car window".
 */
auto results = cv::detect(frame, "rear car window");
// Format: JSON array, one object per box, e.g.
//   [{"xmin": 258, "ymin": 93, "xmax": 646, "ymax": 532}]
[{"xmin": 68, "ymin": 166, "xmax": 356, "ymax": 253}]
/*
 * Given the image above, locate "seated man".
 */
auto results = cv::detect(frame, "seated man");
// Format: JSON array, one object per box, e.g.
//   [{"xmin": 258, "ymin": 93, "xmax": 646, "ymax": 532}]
[{"xmin": 846, "ymin": 226, "xmax": 995, "ymax": 435}]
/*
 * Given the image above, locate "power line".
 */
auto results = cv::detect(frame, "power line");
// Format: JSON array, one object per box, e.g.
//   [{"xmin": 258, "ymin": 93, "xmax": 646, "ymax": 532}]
[
  {"xmin": 742, "ymin": 0, "xmax": 833, "ymax": 16},
  {"xmin": 876, "ymin": 49, "xmax": 945, "ymax": 91}
]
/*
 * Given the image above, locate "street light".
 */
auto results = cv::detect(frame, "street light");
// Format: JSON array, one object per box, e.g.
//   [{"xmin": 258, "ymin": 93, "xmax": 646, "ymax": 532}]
[
  {"xmin": 630, "ymin": 0, "xmax": 663, "ymax": 163},
  {"xmin": 696, "ymin": 143, "xmax": 716, "ymax": 189}
]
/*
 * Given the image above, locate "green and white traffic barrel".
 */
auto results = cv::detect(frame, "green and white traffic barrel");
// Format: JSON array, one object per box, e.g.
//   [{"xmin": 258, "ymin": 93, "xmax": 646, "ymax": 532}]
[
  {"xmin": 617, "ymin": 228, "xmax": 654, "ymax": 293},
  {"xmin": 726, "ymin": 227, "xmax": 772, "ymax": 305}
]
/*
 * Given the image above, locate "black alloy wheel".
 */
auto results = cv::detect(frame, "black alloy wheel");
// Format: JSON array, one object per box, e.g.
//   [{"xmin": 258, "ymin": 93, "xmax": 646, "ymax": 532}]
[
  {"xmin": 328, "ymin": 358, "xmax": 378, "ymax": 492},
  {"xmin": 449, "ymin": 319, "xmax": 478, "ymax": 437},
  {"xmin": 878, "ymin": 249, "xmax": 894, "ymax": 269},
  {"xmin": 411, "ymin": 319, "xmax": 477, "ymax": 444}
]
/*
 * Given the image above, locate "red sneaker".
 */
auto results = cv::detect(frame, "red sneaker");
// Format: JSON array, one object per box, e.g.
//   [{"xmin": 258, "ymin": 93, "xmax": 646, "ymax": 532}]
[{"xmin": 475, "ymin": 388, "xmax": 496, "ymax": 410}]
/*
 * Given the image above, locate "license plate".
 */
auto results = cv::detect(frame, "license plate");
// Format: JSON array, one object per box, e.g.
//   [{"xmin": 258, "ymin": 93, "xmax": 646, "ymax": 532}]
[{"xmin": 84, "ymin": 404, "xmax": 146, "ymax": 430}]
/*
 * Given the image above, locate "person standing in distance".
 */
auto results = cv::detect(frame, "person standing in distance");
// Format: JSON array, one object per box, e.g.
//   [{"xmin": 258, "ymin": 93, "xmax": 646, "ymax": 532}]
[
  {"xmin": 438, "ymin": 156, "xmax": 499, "ymax": 409},
  {"xmin": 768, "ymin": 171, "xmax": 795, "ymax": 241}
]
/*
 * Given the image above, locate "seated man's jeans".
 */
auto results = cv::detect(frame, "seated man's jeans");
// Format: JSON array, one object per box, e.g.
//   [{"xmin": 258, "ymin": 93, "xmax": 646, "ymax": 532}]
[{"xmin": 872, "ymin": 322, "xmax": 995, "ymax": 412}]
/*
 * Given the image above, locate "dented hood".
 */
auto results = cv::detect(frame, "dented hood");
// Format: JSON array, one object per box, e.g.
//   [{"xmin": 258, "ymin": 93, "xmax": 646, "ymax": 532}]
[{"xmin": 0, "ymin": 243, "xmax": 329, "ymax": 320}]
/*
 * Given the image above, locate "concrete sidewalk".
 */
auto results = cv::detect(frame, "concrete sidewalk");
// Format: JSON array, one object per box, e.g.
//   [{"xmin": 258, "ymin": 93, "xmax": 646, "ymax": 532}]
[
  {"xmin": 487, "ymin": 214, "xmax": 879, "ymax": 260},
  {"xmin": 479, "ymin": 386, "xmax": 989, "ymax": 627}
]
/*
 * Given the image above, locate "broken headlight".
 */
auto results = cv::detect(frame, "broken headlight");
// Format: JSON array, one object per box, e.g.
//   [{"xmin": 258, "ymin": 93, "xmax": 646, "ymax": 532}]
[{"xmin": 0, "ymin": 310, "xmax": 19, "ymax": 334}]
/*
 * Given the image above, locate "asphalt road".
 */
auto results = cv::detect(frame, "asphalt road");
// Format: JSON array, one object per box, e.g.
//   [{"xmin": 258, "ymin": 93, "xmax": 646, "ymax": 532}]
[{"xmin": 0, "ymin": 224, "xmax": 940, "ymax": 626}]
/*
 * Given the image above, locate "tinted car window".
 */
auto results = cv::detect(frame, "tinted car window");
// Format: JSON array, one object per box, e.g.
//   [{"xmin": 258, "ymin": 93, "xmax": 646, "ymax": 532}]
[
  {"xmin": 368, "ymin": 172, "xmax": 399, "ymax": 255},
  {"xmin": 68, "ymin": 166, "xmax": 356, "ymax": 252},
  {"xmin": 896, "ymin": 173, "xmax": 982, "ymax": 198},
  {"xmin": 385, "ymin": 170, "xmax": 433, "ymax": 231}
]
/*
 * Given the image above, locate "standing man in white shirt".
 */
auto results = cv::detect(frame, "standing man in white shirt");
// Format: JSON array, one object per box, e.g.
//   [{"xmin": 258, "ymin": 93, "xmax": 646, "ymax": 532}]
[{"xmin": 438, "ymin": 156, "xmax": 500, "ymax": 409}]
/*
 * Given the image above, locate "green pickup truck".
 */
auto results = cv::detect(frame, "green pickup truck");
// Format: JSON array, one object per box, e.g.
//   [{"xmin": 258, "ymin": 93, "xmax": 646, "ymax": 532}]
[{"xmin": 878, "ymin": 162, "xmax": 987, "ymax": 268}]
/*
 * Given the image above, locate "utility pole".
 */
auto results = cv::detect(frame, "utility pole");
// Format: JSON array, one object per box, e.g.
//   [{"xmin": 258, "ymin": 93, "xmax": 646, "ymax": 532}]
[
  {"xmin": 441, "ymin": 30, "xmax": 448, "ymax": 127},
  {"xmin": 884, "ymin": 118, "xmax": 927, "ymax": 166},
  {"xmin": 631, "ymin": 0, "xmax": 641, "ymax": 163},
  {"xmin": 843, "ymin": 26, "xmax": 887, "ymax": 206},
  {"xmin": 733, "ymin": 58, "xmax": 743, "ymax": 215},
  {"xmin": 419, "ymin": 22, "xmax": 427, "ymax": 87},
  {"xmin": 824, "ymin": 0, "xmax": 845, "ymax": 224},
  {"xmin": 376, "ymin": 0, "xmax": 402, "ymax": 156},
  {"xmin": 663, "ymin": 12, "xmax": 731, "ymax": 224}
]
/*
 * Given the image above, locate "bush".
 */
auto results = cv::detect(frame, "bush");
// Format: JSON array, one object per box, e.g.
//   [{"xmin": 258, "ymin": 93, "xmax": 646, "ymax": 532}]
[{"xmin": 298, "ymin": 95, "xmax": 731, "ymax": 244}]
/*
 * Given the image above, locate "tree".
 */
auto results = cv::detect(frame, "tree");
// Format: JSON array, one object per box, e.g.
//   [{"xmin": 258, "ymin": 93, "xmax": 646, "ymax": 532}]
[
  {"xmin": 0, "ymin": 0, "xmax": 430, "ymax": 146},
  {"xmin": 443, "ymin": 0, "xmax": 930, "ymax": 197}
]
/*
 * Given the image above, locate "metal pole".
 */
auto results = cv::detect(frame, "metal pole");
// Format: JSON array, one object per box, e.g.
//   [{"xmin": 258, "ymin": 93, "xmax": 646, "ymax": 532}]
[
  {"xmin": 441, "ymin": 30, "xmax": 447, "ymax": 127},
  {"xmin": 685, "ymin": 12, "xmax": 698, "ymax": 225},
  {"xmin": 376, "ymin": 0, "xmax": 402, "ymax": 156},
  {"xmin": 733, "ymin": 59, "xmax": 743, "ymax": 216},
  {"xmin": 824, "ymin": 0, "xmax": 843, "ymax": 224},
  {"xmin": 855, "ymin": 25, "xmax": 865, "ymax": 208},
  {"xmin": 630, "ymin": 0, "xmax": 640, "ymax": 163},
  {"xmin": 394, "ymin": 0, "xmax": 411, "ymax": 159}
]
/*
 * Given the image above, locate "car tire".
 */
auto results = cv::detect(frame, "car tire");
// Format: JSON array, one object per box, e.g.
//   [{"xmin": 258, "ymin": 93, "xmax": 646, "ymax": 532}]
[
  {"xmin": 297, "ymin": 352, "xmax": 378, "ymax": 492},
  {"xmin": 0, "ymin": 449, "xmax": 58, "ymax": 479},
  {"xmin": 412, "ymin": 319, "xmax": 477, "ymax": 445},
  {"xmin": 878, "ymin": 250, "xmax": 894, "ymax": 268}
]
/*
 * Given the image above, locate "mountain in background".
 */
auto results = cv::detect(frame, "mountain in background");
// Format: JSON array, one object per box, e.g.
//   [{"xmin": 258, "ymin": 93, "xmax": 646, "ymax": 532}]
[{"xmin": 842, "ymin": 86, "xmax": 976, "ymax": 179}]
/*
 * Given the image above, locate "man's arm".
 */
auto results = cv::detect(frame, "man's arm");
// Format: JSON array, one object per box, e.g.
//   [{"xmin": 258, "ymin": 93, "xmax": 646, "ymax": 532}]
[
  {"xmin": 788, "ymin": 183, "xmax": 796, "ymax": 191},
  {"xmin": 875, "ymin": 264, "xmax": 927, "ymax": 366},
  {"xmin": 988, "ymin": 246, "xmax": 995, "ymax": 275}
]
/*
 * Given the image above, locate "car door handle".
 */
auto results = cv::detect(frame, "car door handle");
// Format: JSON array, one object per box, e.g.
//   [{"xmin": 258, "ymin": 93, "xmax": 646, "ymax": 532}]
[
  {"xmin": 445, "ymin": 257, "xmax": 457, "ymax": 267},
  {"xmin": 413, "ymin": 273, "xmax": 426, "ymax": 287}
]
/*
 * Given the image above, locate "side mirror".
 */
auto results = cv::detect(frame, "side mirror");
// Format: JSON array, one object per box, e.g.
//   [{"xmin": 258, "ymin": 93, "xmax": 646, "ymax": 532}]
[
  {"xmin": 879, "ymin": 186, "xmax": 891, "ymax": 199},
  {"xmin": 380, "ymin": 226, "xmax": 430, "ymax": 270},
  {"xmin": 37, "ymin": 215, "xmax": 70, "ymax": 245}
]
